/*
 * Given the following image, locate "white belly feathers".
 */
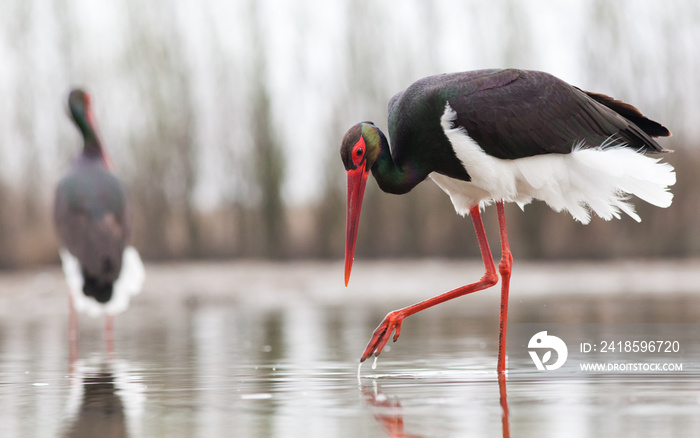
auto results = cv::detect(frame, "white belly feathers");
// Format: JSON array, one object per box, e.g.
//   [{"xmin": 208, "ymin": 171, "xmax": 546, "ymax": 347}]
[{"xmin": 431, "ymin": 102, "xmax": 676, "ymax": 224}]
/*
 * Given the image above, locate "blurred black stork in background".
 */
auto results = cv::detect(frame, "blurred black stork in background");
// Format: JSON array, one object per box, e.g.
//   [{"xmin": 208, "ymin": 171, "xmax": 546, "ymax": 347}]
[
  {"xmin": 55, "ymin": 89, "xmax": 144, "ymax": 356},
  {"xmin": 341, "ymin": 69, "xmax": 675, "ymax": 373}
]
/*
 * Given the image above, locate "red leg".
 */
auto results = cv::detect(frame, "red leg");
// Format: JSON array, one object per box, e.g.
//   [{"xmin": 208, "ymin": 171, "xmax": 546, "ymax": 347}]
[
  {"xmin": 498, "ymin": 373, "xmax": 511, "ymax": 438},
  {"xmin": 68, "ymin": 293, "xmax": 78, "ymax": 364},
  {"xmin": 105, "ymin": 315, "xmax": 115, "ymax": 356},
  {"xmin": 361, "ymin": 205, "xmax": 499, "ymax": 362},
  {"xmin": 496, "ymin": 201, "xmax": 512, "ymax": 373}
]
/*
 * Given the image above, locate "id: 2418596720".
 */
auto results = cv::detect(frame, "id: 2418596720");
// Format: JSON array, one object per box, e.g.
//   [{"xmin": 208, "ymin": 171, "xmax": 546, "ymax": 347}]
[{"xmin": 580, "ymin": 340, "xmax": 680, "ymax": 353}]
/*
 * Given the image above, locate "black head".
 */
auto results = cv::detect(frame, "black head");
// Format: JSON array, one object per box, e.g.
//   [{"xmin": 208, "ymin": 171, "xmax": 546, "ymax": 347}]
[
  {"xmin": 68, "ymin": 88, "xmax": 91, "ymax": 125},
  {"xmin": 340, "ymin": 121, "xmax": 384, "ymax": 173}
]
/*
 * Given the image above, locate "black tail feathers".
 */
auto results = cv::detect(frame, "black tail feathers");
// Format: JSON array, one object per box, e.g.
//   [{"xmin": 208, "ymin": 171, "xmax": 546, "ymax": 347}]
[{"xmin": 82, "ymin": 271, "xmax": 114, "ymax": 303}]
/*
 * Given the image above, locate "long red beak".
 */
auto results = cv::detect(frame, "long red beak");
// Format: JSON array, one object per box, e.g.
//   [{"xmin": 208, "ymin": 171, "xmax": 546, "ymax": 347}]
[{"xmin": 345, "ymin": 163, "xmax": 369, "ymax": 286}]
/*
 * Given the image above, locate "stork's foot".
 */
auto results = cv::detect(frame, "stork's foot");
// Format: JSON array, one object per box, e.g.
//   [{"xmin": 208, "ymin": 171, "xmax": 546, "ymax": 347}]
[{"xmin": 361, "ymin": 310, "xmax": 407, "ymax": 362}]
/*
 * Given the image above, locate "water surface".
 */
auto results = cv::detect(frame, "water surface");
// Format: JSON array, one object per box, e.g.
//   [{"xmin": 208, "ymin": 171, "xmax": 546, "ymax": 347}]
[{"xmin": 1, "ymin": 261, "xmax": 699, "ymax": 437}]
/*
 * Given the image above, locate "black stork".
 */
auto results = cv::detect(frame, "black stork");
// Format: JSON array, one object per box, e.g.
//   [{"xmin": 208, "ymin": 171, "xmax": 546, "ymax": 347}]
[
  {"xmin": 55, "ymin": 89, "xmax": 145, "ymax": 350},
  {"xmin": 341, "ymin": 69, "xmax": 675, "ymax": 373}
]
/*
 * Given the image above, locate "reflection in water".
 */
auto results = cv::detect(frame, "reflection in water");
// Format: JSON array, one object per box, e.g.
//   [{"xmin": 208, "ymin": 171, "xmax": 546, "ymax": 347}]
[
  {"xmin": 62, "ymin": 357, "xmax": 144, "ymax": 438},
  {"xmin": 362, "ymin": 375, "xmax": 511, "ymax": 438},
  {"xmin": 363, "ymin": 383, "xmax": 423, "ymax": 438},
  {"xmin": 2, "ymin": 272, "xmax": 700, "ymax": 437}
]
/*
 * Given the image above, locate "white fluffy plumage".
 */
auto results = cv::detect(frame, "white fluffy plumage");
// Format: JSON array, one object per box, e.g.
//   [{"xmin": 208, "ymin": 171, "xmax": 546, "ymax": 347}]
[
  {"xmin": 430, "ymin": 102, "xmax": 676, "ymax": 224},
  {"xmin": 59, "ymin": 246, "xmax": 145, "ymax": 317}
]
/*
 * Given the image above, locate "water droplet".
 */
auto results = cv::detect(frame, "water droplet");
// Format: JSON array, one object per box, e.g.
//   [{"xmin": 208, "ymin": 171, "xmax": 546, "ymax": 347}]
[{"xmin": 371, "ymin": 356, "xmax": 378, "ymax": 370}]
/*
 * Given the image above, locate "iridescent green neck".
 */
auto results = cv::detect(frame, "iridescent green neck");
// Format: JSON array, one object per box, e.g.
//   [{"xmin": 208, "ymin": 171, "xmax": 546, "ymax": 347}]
[
  {"xmin": 73, "ymin": 113, "xmax": 102, "ymax": 157},
  {"xmin": 370, "ymin": 127, "xmax": 429, "ymax": 195}
]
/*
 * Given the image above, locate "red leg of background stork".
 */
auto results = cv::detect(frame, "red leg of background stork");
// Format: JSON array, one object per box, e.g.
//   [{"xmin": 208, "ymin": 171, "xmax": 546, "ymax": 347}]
[
  {"xmin": 68, "ymin": 293, "xmax": 78, "ymax": 364},
  {"xmin": 496, "ymin": 201, "xmax": 512, "ymax": 373},
  {"xmin": 361, "ymin": 205, "xmax": 499, "ymax": 362},
  {"xmin": 105, "ymin": 315, "xmax": 115, "ymax": 355}
]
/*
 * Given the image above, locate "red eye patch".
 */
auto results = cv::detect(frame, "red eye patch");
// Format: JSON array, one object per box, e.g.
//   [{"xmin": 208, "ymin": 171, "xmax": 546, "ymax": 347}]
[{"xmin": 352, "ymin": 137, "xmax": 366, "ymax": 167}]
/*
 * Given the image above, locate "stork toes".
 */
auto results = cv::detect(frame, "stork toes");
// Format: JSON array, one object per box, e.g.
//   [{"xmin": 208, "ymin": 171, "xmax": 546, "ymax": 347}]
[{"xmin": 361, "ymin": 310, "xmax": 407, "ymax": 362}]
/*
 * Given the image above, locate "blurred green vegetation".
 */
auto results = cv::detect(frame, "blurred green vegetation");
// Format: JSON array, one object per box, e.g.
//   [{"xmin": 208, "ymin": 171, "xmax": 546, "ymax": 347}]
[{"xmin": 0, "ymin": 0, "xmax": 697, "ymax": 268}]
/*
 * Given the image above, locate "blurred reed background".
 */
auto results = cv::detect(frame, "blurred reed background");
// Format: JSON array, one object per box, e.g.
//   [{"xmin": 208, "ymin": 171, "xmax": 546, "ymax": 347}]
[{"xmin": 0, "ymin": 0, "xmax": 697, "ymax": 268}]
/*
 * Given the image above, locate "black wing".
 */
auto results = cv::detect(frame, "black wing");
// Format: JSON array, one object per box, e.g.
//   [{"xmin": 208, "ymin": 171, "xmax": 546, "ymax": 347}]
[
  {"xmin": 442, "ymin": 69, "xmax": 670, "ymax": 160},
  {"xmin": 54, "ymin": 162, "xmax": 128, "ymax": 284}
]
